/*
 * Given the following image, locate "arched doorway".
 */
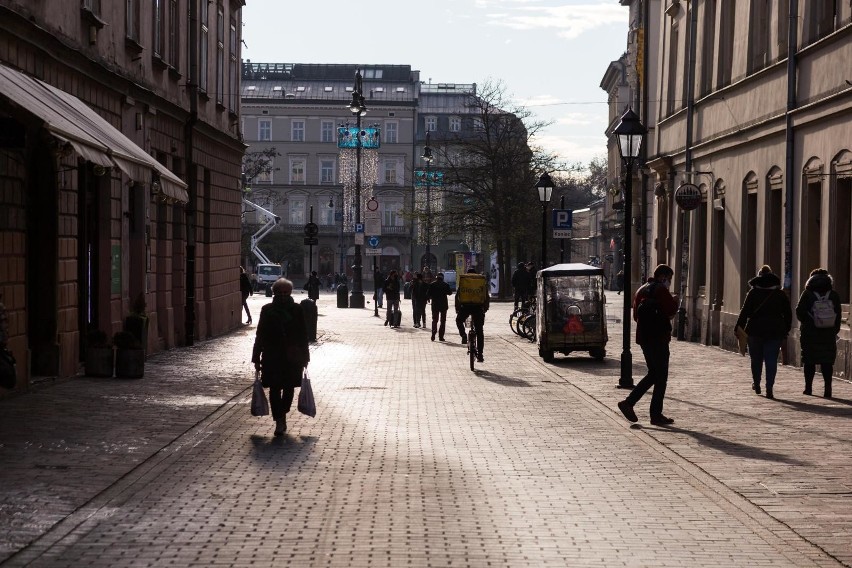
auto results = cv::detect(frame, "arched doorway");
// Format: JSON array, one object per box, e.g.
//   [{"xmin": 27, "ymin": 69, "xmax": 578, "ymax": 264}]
[
  {"xmin": 318, "ymin": 246, "xmax": 334, "ymax": 278},
  {"xmin": 419, "ymin": 252, "xmax": 437, "ymax": 273}
]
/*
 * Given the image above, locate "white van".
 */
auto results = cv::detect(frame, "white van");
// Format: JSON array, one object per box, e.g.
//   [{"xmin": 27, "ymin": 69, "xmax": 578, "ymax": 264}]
[{"xmin": 441, "ymin": 270, "xmax": 457, "ymax": 292}]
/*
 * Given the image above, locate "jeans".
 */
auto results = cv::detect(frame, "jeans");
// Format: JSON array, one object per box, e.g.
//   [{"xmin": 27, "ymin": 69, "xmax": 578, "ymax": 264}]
[
  {"xmin": 386, "ymin": 296, "xmax": 400, "ymax": 323},
  {"xmin": 456, "ymin": 307, "xmax": 485, "ymax": 355},
  {"xmin": 375, "ymin": 287, "xmax": 383, "ymax": 308},
  {"xmin": 268, "ymin": 387, "xmax": 295, "ymax": 421},
  {"xmin": 431, "ymin": 307, "xmax": 447, "ymax": 339},
  {"xmin": 747, "ymin": 336, "xmax": 782, "ymax": 388},
  {"xmin": 627, "ymin": 342, "xmax": 670, "ymax": 417}
]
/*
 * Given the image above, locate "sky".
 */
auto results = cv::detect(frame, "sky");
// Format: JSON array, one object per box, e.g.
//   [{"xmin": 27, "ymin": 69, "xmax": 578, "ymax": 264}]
[{"xmin": 241, "ymin": 0, "xmax": 629, "ymax": 170}]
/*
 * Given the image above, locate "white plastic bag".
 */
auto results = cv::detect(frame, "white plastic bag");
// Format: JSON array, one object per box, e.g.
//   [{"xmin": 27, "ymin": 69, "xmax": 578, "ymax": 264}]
[
  {"xmin": 297, "ymin": 371, "xmax": 316, "ymax": 417},
  {"xmin": 251, "ymin": 371, "xmax": 269, "ymax": 416}
]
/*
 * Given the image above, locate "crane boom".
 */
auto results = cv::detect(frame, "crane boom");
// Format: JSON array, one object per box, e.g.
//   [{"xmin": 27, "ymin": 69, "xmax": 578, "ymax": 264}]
[{"xmin": 243, "ymin": 198, "xmax": 281, "ymax": 266}]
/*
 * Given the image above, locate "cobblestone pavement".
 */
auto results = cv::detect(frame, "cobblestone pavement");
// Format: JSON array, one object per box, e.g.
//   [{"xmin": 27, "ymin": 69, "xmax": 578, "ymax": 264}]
[{"xmin": 0, "ymin": 291, "xmax": 849, "ymax": 567}]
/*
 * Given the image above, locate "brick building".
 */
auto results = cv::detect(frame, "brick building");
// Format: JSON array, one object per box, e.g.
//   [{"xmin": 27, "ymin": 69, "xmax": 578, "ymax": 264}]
[{"xmin": 0, "ymin": 0, "xmax": 246, "ymax": 390}]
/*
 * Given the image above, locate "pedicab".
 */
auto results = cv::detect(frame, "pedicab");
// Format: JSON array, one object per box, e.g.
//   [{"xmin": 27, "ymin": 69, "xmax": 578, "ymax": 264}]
[{"xmin": 535, "ymin": 263, "xmax": 608, "ymax": 362}]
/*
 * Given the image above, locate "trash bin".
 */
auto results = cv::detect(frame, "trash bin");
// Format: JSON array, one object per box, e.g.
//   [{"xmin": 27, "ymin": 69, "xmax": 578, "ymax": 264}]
[
  {"xmin": 403, "ymin": 281, "xmax": 412, "ymax": 299},
  {"xmin": 336, "ymin": 284, "xmax": 349, "ymax": 308},
  {"xmin": 301, "ymin": 298, "xmax": 318, "ymax": 342}
]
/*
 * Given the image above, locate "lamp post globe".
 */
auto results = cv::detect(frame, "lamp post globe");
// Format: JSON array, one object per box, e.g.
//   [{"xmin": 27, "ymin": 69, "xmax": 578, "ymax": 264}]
[
  {"xmin": 536, "ymin": 172, "xmax": 554, "ymax": 269},
  {"xmin": 613, "ymin": 107, "xmax": 646, "ymax": 388}
]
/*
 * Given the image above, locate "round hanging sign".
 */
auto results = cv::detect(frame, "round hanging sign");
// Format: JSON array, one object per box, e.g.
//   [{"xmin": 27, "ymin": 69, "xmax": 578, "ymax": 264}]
[{"xmin": 674, "ymin": 183, "xmax": 701, "ymax": 211}]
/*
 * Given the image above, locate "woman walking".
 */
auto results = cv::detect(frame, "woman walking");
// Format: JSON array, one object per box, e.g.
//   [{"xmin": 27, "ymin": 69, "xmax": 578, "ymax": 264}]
[
  {"xmin": 252, "ymin": 278, "xmax": 310, "ymax": 435},
  {"xmin": 795, "ymin": 268, "xmax": 842, "ymax": 398},
  {"xmin": 734, "ymin": 265, "xmax": 791, "ymax": 399},
  {"xmin": 239, "ymin": 266, "xmax": 253, "ymax": 324}
]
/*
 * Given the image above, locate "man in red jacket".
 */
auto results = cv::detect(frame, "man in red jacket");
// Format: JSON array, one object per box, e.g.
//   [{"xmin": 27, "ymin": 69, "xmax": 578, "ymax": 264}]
[{"xmin": 617, "ymin": 264, "xmax": 679, "ymax": 426}]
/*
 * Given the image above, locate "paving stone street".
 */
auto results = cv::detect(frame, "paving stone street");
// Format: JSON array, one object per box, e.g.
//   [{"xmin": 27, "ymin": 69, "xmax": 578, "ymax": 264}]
[{"xmin": 0, "ymin": 290, "xmax": 850, "ymax": 567}]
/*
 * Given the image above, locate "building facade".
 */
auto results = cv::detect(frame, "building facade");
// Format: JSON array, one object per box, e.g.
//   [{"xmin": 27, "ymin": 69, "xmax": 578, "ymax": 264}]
[
  {"xmin": 0, "ymin": 0, "xmax": 246, "ymax": 390},
  {"xmin": 612, "ymin": 0, "xmax": 852, "ymax": 373}
]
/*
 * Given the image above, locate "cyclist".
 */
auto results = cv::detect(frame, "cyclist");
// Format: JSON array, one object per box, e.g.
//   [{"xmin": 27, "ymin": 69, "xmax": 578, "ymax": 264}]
[{"xmin": 455, "ymin": 268, "xmax": 489, "ymax": 362}]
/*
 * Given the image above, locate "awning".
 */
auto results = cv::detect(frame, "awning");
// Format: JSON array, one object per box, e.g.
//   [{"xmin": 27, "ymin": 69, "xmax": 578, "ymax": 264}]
[{"xmin": 0, "ymin": 63, "xmax": 188, "ymax": 203}]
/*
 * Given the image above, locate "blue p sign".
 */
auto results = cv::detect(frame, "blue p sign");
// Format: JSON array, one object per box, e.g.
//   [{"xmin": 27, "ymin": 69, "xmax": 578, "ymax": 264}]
[{"xmin": 553, "ymin": 209, "xmax": 573, "ymax": 229}]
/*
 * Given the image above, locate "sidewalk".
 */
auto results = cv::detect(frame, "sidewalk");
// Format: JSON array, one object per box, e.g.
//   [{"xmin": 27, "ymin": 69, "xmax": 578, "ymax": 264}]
[{"xmin": 0, "ymin": 290, "xmax": 849, "ymax": 567}]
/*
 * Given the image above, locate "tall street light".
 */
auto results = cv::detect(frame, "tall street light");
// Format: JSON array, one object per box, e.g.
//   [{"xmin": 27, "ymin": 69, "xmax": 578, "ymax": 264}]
[
  {"xmin": 348, "ymin": 70, "xmax": 367, "ymax": 308},
  {"xmin": 614, "ymin": 107, "xmax": 646, "ymax": 389},
  {"xmin": 421, "ymin": 132, "xmax": 434, "ymax": 272},
  {"xmin": 536, "ymin": 172, "xmax": 554, "ymax": 269}
]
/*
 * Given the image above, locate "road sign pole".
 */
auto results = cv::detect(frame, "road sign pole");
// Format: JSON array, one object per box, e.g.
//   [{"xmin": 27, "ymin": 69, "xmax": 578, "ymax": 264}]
[{"xmin": 308, "ymin": 206, "xmax": 314, "ymax": 273}]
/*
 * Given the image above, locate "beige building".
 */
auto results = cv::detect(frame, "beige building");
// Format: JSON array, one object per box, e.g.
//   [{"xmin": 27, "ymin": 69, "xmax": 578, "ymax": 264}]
[{"xmin": 611, "ymin": 1, "xmax": 852, "ymax": 374}]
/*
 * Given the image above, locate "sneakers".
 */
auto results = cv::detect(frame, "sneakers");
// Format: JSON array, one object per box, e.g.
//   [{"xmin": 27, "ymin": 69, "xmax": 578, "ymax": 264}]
[
  {"xmin": 460, "ymin": 336, "xmax": 467, "ymax": 345},
  {"xmin": 617, "ymin": 400, "xmax": 638, "ymax": 423},
  {"xmin": 752, "ymin": 382, "xmax": 761, "ymax": 395},
  {"xmin": 439, "ymin": 337, "xmax": 445, "ymax": 342},
  {"xmin": 431, "ymin": 334, "xmax": 435, "ymax": 341},
  {"xmin": 765, "ymin": 388, "xmax": 774, "ymax": 400},
  {"xmin": 476, "ymin": 354, "xmax": 484, "ymax": 363},
  {"xmin": 384, "ymin": 320, "xmax": 389, "ymax": 326},
  {"xmin": 650, "ymin": 415, "xmax": 675, "ymax": 426},
  {"xmin": 273, "ymin": 417, "xmax": 286, "ymax": 436}
]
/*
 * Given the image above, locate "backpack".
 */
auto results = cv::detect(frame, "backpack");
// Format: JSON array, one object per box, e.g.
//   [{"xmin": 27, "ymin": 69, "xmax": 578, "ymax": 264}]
[
  {"xmin": 811, "ymin": 291, "xmax": 836, "ymax": 329},
  {"xmin": 636, "ymin": 282, "xmax": 669, "ymax": 337}
]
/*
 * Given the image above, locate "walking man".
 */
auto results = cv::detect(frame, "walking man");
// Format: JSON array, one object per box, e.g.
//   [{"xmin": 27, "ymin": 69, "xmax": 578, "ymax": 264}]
[
  {"xmin": 373, "ymin": 267, "xmax": 384, "ymax": 309},
  {"xmin": 411, "ymin": 272, "xmax": 429, "ymax": 328},
  {"xmin": 384, "ymin": 269, "xmax": 402, "ymax": 327},
  {"xmin": 617, "ymin": 264, "xmax": 678, "ymax": 426},
  {"xmin": 427, "ymin": 272, "xmax": 452, "ymax": 341},
  {"xmin": 511, "ymin": 262, "xmax": 529, "ymax": 308}
]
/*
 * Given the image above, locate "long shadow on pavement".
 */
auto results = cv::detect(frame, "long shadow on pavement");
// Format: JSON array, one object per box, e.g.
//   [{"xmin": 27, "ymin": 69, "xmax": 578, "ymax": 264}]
[
  {"xmin": 249, "ymin": 433, "xmax": 319, "ymax": 467},
  {"xmin": 658, "ymin": 425, "xmax": 811, "ymax": 466},
  {"xmin": 473, "ymin": 369, "xmax": 533, "ymax": 387},
  {"xmin": 776, "ymin": 397, "xmax": 852, "ymax": 416}
]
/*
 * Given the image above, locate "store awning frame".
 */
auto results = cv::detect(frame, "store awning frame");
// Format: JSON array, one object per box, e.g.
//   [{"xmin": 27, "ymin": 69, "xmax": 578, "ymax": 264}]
[{"xmin": 0, "ymin": 62, "xmax": 188, "ymax": 203}]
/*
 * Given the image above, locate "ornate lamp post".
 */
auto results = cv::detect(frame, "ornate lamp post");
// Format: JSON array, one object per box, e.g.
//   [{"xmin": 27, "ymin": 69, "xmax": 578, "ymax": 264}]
[
  {"xmin": 536, "ymin": 172, "xmax": 554, "ymax": 268},
  {"xmin": 614, "ymin": 107, "xmax": 646, "ymax": 389},
  {"xmin": 348, "ymin": 70, "xmax": 367, "ymax": 308},
  {"xmin": 421, "ymin": 132, "xmax": 434, "ymax": 271}
]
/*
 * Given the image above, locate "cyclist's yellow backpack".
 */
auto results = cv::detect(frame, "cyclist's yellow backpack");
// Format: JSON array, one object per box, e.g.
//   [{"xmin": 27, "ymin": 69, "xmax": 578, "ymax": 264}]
[{"xmin": 456, "ymin": 273, "xmax": 487, "ymax": 305}]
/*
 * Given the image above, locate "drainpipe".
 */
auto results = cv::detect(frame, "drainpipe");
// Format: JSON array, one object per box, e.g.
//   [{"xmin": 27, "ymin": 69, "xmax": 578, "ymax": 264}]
[
  {"xmin": 677, "ymin": 0, "xmax": 698, "ymax": 340},
  {"xmin": 640, "ymin": 0, "xmax": 650, "ymax": 280},
  {"xmin": 783, "ymin": 0, "xmax": 797, "ymax": 292},
  {"xmin": 184, "ymin": 0, "xmax": 199, "ymax": 346}
]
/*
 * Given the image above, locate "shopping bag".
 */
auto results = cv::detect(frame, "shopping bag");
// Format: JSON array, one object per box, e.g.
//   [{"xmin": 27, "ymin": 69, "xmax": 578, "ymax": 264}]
[
  {"xmin": 297, "ymin": 372, "xmax": 316, "ymax": 417},
  {"xmin": 251, "ymin": 371, "xmax": 269, "ymax": 416},
  {"xmin": 734, "ymin": 325, "xmax": 748, "ymax": 356}
]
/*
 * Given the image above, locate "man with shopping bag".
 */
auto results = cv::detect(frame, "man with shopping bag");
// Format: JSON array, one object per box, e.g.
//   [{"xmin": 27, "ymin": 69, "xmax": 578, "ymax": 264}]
[{"xmin": 252, "ymin": 278, "xmax": 310, "ymax": 435}]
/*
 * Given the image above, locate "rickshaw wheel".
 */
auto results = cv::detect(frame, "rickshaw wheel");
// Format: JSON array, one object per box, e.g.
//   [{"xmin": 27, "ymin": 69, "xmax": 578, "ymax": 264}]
[{"xmin": 589, "ymin": 348, "xmax": 605, "ymax": 361}]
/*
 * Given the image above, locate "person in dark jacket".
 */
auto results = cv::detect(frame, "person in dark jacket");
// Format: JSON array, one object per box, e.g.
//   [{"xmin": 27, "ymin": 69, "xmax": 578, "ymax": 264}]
[
  {"xmin": 373, "ymin": 268, "xmax": 384, "ymax": 309},
  {"xmin": 252, "ymin": 278, "xmax": 310, "ymax": 436},
  {"xmin": 427, "ymin": 272, "xmax": 452, "ymax": 341},
  {"xmin": 511, "ymin": 263, "xmax": 529, "ymax": 308},
  {"xmin": 384, "ymin": 270, "xmax": 402, "ymax": 327},
  {"xmin": 239, "ymin": 266, "xmax": 253, "ymax": 325},
  {"xmin": 303, "ymin": 270, "xmax": 321, "ymax": 301},
  {"xmin": 411, "ymin": 272, "xmax": 429, "ymax": 328},
  {"xmin": 617, "ymin": 264, "xmax": 678, "ymax": 426},
  {"xmin": 795, "ymin": 268, "xmax": 842, "ymax": 398},
  {"xmin": 735, "ymin": 265, "xmax": 792, "ymax": 399},
  {"xmin": 455, "ymin": 269, "xmax": 490, "ymax": 361}
]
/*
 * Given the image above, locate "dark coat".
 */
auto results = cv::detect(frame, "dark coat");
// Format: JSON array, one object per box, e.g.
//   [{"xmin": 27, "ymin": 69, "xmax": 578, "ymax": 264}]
[
  {"xmin": 412, "ymin": 279, "xmax": 429, "ymax": 302},
  {"xmin": 239, "ymin": 273, "xmax": 253, "ymax": 300},
  {"xmin": 304, "ymin": 275, "xmax": 321, "ymax": 300},
  {"xmin": 384, "ymin": 275, "xmax": 401, "ymax": 300},
  {"xmin": 426, "ymin": 280, "xmax": 452, "ymax": 311},
  {"xmin": 632, "ymin": 278, "xmax": 678, "ymax": 345},
  {"xmin": 735, "ymin": 273, "xmax": 792, "ymax": 339},
  {"xmin": 795, "ymin": 273, "xmax": 841, "ymax": 365},
  {"xmin": 511, "ymin": 267, "xmax": 528, "ymax": 294},
  {"xmin": 252, "ymin": 295, "xmax": 310, "ymax": 389}
]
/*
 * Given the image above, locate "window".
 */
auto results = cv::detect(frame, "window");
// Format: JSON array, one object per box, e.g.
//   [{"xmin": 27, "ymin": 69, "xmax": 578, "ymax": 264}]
[
  {"xmin": 126, "ymin": 0, "xmax": 140, "ymax": 42},
  {"xmin": 289, "ymin": 196, "xmax": 306, "ymax": 224},
  {"xmin": 666, "ymin": 23, "xmax": 679, "ymax": 115},
  {"xmin": 169, "ymin": 0, "xmax": 179, "ymax": 69},
  {"xmin": 472, "ymin": 117, "xmax": 484, "ymax": 131},
  {"xmin": 717, "ymin": 0, "xmax": 736, "ymax": 88},
  {"xmin": 258, "ymin": 119, "xmax": 271, "ymax": 141},
  {"xmin": 254, "ymin": 157, "xmax": 273, "ymax": 184},
  {"xmin": 748, "ymin": 0, "xmax": 770, "ymax": 74},
  {"xmin": 321, "ymin": 121, "xmax": 335, "ymax": 143},
  {"xmin": 216, "ymin": 3, "xmax": 225, "ymax": 105},
  {"xmin": 382, "ymin": 199, "xmax": 404, "ymax": 227},
  {"xmin": 290, "ymin": 158, "xmax": 306, "ymax": 184},
  {"xmin": 425, "ymin": 116, "xmax": 437, "ymax": 132},
  {"xmin": 806, "ymin": 0, "xmax": 837, "ymax": 44},
  {"xmin": 291, "ymin": 120, "xmax": 305, "ymax": 142},
  {"xmin": 363, "ymin": 69, "xmax": 383, "ymax": 79},
  {"xmin": 384, "ymin": 121, "xmax": 398, "ymax": 143},
  {"xmin": 777, "ymin": 0, "xmax": 789, "ymax": 57},
  {"xmin": 229, "ymin": 16, "xmax": 237, "ymax": 112},
  {"xmin": 320, "ymin": 159, "xmax": 335, "ymax": 184},
  {"xmin": 199, "ymin": 0, "xmax": 208, "ymax": 92},
  {"xmin": 449, "ymin": 117, "xmax": 461, "ymax": 132},
  {"xmin": 699, "ymin": 0, "xmax": 717, "ymax": 96},
  {"xmin": 320, "ymin": 198, "xmax": 336, "ymax": 225},
  {"xmin": 83, "ymin": 0, "xmax": 102, "ymax": 15},
  {"xmin": 383, "ymin": 160, "xmax": 399, "ymax": 185},
  {"xmin": 153, "ymin": 0, "xmax": 165, "ymax": 58}
]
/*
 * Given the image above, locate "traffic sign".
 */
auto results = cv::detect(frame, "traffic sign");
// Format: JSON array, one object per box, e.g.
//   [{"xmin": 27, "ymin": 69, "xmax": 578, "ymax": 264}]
[
  {"xmin": 367, "ymin": 236, "xmax": 380, "ymax": 248},
  {"xmin": 366, "ymin": 198, "xmax": 379, "ymax": 212},
  {"xmin": 365, "ymin": 248, "xmax": 382, "ymax": 256},
  {"xmin": 304, "ymin": 237, "xmax": 319, "ymax": 245},
  {"xmin": 365, "ymin": 217, "xmax": 381, "ymax": 236},
  {"xmin": 553, "ymin": 229, "xmax": 572, "ymax": 239},
  {"xmin": 354, "ymin": 232, "xmax": 364, "ymax": 245},
  {"xmin": 304, "ymin": 222, "xmax": 319, "ymax": 236},
  {"xmin": 354, "ymin": 222, "xmax": 364, "ymax": 233},
  {"xmin": 552, "ymin": 209, "xmax": 573, "ymax": 229}
]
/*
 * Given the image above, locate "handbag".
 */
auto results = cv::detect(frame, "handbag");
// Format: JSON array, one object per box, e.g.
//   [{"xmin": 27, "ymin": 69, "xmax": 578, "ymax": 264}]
[
  {"xmin": 250, "ymin": 371, "xmax": 269, "ymax": 416},
  {"xmin": 297, "ymin": 371, "xmax": 316, "ymax": 417}
]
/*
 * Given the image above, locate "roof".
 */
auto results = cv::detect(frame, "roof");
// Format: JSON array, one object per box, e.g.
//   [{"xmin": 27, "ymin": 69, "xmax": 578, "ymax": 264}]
[{"xmin": 536, "ymin": 263, "xmax": 605, "ymax": 277}]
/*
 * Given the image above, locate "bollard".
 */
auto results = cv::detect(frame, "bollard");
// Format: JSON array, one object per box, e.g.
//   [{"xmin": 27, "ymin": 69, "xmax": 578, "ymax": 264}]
[
  {"xmin": 301, "ymin": 298, "xmax": 318, "ymax": 342},
  {"xmin": 336, "ymin": 284, "xmax": 349, "ymax": 308}
]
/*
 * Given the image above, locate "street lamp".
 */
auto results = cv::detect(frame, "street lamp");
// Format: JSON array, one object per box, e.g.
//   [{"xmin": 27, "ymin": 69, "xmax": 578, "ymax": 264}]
[
  {"xmin": 348, "ymin": 70, "xmax": 367, "ymax": 308},
  {"xmin": 536, "ymin": 172, "xmax": 554, "ymax": 269},
  {"xmin": 613, "ymin": 107, "xmax": 646, "ymax": 389},
  {"xmin": 421, "ymin": 132, "xmax": 434, "ymax": 272}
]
